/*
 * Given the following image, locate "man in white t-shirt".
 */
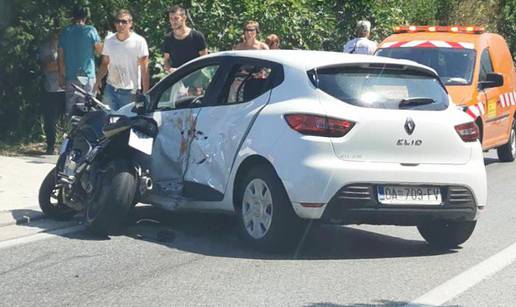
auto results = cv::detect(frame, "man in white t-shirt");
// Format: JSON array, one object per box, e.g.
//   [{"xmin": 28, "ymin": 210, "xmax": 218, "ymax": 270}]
[
  {"xmin": 343, "ymin": 20, "xmax": 377, "ymax": 55},
  {"xmin": 94, "ymin": 9, "xmax": 149, "ymax": 110}
]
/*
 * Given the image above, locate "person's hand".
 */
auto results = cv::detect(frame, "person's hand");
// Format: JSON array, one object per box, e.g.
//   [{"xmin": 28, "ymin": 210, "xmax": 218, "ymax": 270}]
[
  {"xmin": 93, "ymin": 81, "xmax": 102, "ymax": 95},
  {"xmin": 58, "ymin": 74, "xmax": 65, "ymax": 88},
  {"xmin": 167, "ymin": 67, "xmax": 177, "ymax": 74}
]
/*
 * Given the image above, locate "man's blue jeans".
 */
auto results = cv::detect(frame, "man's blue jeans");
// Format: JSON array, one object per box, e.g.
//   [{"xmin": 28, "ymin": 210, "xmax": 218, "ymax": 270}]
[{"xmin": 103, "ymin": 84, "xmax": 133, "ymax": 111}]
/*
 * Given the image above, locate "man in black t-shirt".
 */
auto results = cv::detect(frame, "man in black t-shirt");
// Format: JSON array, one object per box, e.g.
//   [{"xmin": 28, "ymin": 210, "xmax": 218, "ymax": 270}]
[{"xmin": 162, "ymin": 5, "xmax": 207, "ymax": 74}]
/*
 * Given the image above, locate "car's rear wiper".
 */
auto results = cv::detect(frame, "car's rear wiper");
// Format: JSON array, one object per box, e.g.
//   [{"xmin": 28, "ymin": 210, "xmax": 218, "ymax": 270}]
[{"xmin": 399, "ymin": 97, "xmax": 435, "ymax": 107}]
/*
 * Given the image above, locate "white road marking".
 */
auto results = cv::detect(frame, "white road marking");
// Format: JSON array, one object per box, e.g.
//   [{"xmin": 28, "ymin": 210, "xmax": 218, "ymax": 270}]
[
  {"xmin": 406, "ymin": 241, "xmax": 516, "ymax": 306},
  {"xmin": 0, "ymin": 225, "xmax": 85, "ymax": 250}
]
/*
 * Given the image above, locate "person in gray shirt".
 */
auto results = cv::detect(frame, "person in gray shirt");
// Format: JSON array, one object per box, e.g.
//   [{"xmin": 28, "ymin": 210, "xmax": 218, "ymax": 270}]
[
  {"xmin": 38, "ymin": 31, "xmax": 65, "ymax": 154},
  {"xmin": 343, "ymin": 20, "xmax": 377, "ymax": 55}
]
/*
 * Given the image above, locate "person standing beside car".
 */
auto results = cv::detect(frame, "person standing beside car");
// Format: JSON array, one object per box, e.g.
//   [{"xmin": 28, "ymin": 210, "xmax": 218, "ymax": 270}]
[
  {"xmin": 162, "ymin": 5, "xmax": 207, "ymax": 74},
  {"xmin": 343, "ymin": 20, "xmax": 377, "ymax": 55},
  {"xmin": 265, "ymin": 33, "xmax": 280, "ymax": 49},
  {"xmin": 39, "ymin": 31, "xmax": 66, "ymax": 154},
  {"xmin": 94, "ymin": 9, "xmax": 149, "ymax": 111},
  {"xmin": 234, "ymin": 21, "xmax": 269, "ymax": 50},
  {"xmin": 58, "ymin": 6, "xmax": 102, "ymax": 116}
]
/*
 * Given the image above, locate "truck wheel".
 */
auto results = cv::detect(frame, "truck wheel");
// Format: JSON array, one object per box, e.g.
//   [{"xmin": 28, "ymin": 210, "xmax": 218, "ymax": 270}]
[
  {"xmin": 417, "ymin": 220, "xmax": 476, "ymax": 249},
  {"xmin": 236, "ymin": 165, "xmax": 304, "ymax": 252},
  {"xmin": 86, "ymin": 159, "xmax": 136, "ymax": 235},
  {"xmin": 38, "ymin": 168, "xmax": 77, "ymax": 220},
  {"xmin": 497, "ymin": 122, "xmax": 516, "ymax": 162}
]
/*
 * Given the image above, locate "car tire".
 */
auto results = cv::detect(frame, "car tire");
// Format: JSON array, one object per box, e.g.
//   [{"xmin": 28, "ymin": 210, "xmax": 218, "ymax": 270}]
[
  {"xmin": 86, "ymin": 159, "xmax": 136, "ymax": 236},
  {"xmin": 417, "ymin": 220, "xmax": 477, "ymax": 249},
  {"xmin": 236, "ymin": 165, "xmax": 305, "ymax": 253},
  {"xmin": 38, "ymin": 168, "xmax": 78, "ymax": 221},
  {"xmin": 497, "ymin": 122, "xmax": 516, "ymax": 162}
]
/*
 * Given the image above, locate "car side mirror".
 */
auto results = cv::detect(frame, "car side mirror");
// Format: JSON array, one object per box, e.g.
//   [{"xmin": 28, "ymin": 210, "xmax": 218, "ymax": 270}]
[
  {"xmin": 478, "ymin": 73, "xmax": 504, "ymax": 90},
  {"xmin": 133, "ymin": 91, "xmax": 149, "ymax": 115}
]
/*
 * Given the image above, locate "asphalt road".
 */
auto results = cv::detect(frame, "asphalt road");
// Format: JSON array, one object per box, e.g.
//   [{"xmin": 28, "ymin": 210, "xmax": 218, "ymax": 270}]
[{"xmin": 0, "ymin": 152, "xmax": 515, "ymax": 306}]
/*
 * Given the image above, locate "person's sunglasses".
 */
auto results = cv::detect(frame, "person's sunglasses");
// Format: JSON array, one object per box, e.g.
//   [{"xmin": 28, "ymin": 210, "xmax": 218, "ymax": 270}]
[
  {"xmin": 244, "ymin": 28, "xmax": 256, "ymax": 32},
  {"xmin": 115, "ymin": 19, "xmax": 130, "ymax": 25}
]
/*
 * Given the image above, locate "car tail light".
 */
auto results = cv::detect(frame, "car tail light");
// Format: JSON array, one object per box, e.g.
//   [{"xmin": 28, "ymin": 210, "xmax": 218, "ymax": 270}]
[
  {"xmin": 284, "ymin": 114, "xmax": 355, "ymax": 137},
  {"xmin": 455, "ymin": 122, "xmax": 479, "ymax": 142}
]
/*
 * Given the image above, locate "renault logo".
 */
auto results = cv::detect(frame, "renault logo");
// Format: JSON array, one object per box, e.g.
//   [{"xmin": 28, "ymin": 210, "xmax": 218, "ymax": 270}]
[{"xmin": 404, "ymin": 118, "xmax": 415, "ymax": 135}]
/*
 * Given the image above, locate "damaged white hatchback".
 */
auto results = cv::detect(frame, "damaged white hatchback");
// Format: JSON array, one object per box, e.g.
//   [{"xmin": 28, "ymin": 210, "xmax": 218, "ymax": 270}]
[{"xmin": 115, "ymin": 50, "xmax": 487, "ymax": 251}]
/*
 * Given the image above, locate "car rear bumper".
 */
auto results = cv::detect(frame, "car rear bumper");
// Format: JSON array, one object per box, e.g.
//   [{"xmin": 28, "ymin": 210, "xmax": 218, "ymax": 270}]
[
  {"xmin": 319, "ymin": 184, "xmax": 479, "ymax": 225},
  {"xmin": 274, "ymin": 145, "xmax": 487, "ymax": 219}
]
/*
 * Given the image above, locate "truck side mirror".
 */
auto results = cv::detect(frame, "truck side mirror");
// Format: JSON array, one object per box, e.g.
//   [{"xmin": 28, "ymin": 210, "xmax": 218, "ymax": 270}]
[
  {"xmin": 133, "ymin": 91, "xmax": 149, "ymax": 115},
  {"xmin": 479, "ymin": 73, "xmax": 504, "ymax": 90}
]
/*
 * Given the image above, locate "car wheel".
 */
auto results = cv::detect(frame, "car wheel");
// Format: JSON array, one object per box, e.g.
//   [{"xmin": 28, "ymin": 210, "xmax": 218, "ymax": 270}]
[
  {"xmin": 38, "ymin": 168, "xmax": 78, "ymax": 221},
  {"xmin": 497, "ymin": 122, "xmax": 516, "ymax": 162},
  {"xmin": 236, "ymin": 165, "xmax": 304, "ymax": 252},
  {"xmin": 417, "ymin": 220, "xmax": 477, "ymax": 249},
  {"xmin": 86, "ymin": 159, "xmax": 136, "ymax": 236}
]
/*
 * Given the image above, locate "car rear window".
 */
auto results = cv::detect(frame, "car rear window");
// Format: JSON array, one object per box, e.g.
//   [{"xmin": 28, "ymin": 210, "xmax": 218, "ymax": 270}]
[
  {"xmin": 308, "ymin": 65, "xmax": 449, "ymax": 111},
  {"xmin": 376, "ymin": 48, "xmax": 476, "ymax": 85}
]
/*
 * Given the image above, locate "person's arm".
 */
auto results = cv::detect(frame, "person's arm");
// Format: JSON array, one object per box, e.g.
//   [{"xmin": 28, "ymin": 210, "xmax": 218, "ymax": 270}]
[
  {"xmin": 163, "ymin": 52, "xmax": 175, "ymax": 73},
  {"xmin": 94, "ymin": 55, "xmax": 109, "ymax": 94},
  {"xmin": 90, "ymin": 27, "xmax": 103, "ymax": 55},
  {"xmin": 94, "ymin": 42, "xmax": 103, "ymax": 55},
  {"xmin": 57, "ymin": 47, "xmax": 65, "ymax": 88},
  {"xmin": 39, "ymin": 48, "xmax": 59, "ymax": 72},
  {"xmin": 196, "ymin": 31, "xmax": 208, "ymax": 56},
  {"xmin": 139, "ymin": 56, "xmax": 149, "ymax": 92}
]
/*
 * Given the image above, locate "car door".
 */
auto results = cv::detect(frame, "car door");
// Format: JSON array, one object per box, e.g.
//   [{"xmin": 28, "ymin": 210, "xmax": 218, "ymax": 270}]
[
  {"xmin": 146, "ymin": 59, "xmax": 223, "ymax": 207},
  {"xmin": 183, "ymin": 58, "xmax": 284, "ymax": 201},
  {"xmin": 478, "ymin": 48, "xmax": 507, "ymax": 146}
]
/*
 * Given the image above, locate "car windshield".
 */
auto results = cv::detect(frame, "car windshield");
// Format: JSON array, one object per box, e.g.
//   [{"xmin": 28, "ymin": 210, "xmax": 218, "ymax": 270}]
[
  {"xmin": 376, "ymin": 47, "xmax": 476, "ymax": 85},
  {"xmin": 309, "ymin": 66, "xmax": 449, "ymax": 110}
]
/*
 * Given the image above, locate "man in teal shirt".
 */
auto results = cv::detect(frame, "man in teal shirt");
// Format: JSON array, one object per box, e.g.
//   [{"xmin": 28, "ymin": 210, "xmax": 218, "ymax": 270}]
[{"xmin": 58, "ymin": 6, "xmax": 102, "ymax": 115}]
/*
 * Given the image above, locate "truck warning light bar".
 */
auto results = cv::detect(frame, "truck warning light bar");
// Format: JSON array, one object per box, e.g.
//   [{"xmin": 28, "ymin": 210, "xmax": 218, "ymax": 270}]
[{"xmin": 394, "ymin": 26, "xmax": 485, "ymax": 34}]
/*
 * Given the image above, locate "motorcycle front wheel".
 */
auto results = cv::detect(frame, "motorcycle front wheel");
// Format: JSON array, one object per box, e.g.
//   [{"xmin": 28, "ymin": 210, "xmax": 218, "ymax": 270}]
[
  {"xmin": 86, "ymin": 159, "xmax": 136, "ymax": 235},
  {"xmin": 39, "ymin": 168, "xmax": 78, "ymax": 220}
]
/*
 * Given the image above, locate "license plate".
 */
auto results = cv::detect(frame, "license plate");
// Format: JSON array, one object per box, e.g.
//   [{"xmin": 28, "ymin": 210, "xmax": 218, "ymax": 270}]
[
  {"xmin": 128, "ymin": 128, "xmax": 153, "ymax": 155},
  {"xmin": 377, "ymin": 185, "xmax": 441, "ymax": 205},
  {"xmin": 59, "ymin": 138, "xmax": 69, "ymax": 155}
]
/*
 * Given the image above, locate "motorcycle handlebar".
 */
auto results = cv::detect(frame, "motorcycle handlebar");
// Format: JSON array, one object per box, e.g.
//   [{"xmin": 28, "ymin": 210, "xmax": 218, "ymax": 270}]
[{"xmin": 70, "ymin": 83, "xmax": 111, "ymax": 112}]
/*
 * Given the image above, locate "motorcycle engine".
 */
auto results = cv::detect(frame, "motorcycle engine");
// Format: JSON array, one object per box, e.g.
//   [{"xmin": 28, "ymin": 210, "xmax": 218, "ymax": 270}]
[{"xmin": 63, "ymin": 150, "xmax": 81, "ymax": 177}]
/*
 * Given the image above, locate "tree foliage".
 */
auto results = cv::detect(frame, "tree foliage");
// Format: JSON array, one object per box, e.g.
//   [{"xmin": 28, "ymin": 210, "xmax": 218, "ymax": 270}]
[{"xmin": 0, "ymin": 0, "xmax": 514, "ymax": 143}]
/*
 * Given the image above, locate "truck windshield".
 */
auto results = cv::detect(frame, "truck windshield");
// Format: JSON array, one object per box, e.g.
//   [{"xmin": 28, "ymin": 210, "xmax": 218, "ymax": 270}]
[{"xmin": 376, "ymin": 48, "xmax": 476, "ymax": 86}]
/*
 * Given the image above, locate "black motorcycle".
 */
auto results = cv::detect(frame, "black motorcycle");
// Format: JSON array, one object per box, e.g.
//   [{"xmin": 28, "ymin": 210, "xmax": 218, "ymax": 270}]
[{"xmin": 38, "ymin": 84, "xmax": 157, "ymax": 235}]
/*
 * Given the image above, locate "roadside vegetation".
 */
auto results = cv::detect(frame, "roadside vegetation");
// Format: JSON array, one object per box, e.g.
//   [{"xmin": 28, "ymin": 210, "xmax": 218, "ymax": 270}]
[{"xmin": 0, "ymin": 0, "xmax": 515, "ymax": 153}]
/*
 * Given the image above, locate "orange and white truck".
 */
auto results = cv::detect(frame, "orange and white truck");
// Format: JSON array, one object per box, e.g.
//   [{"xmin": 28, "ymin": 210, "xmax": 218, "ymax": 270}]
[{"xmin": 377, "ymin": 26, "xmax": 516, "ymax": 161}]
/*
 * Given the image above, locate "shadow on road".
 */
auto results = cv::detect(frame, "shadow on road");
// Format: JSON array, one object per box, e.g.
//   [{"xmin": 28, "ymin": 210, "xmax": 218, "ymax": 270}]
[
  {"xmin": 112, "ymin": 206, "xmax": 456, "ymax": 260},
  {"xmin": 11, "ymin": 206, "xmax": 457, "ymax": 260},
  {"xmin": 484, "ymin": 157, "xmax": 499, "ymax": 166}
]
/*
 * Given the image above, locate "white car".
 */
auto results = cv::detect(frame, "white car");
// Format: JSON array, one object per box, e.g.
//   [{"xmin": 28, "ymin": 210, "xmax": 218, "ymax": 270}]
[{"xmin": 119, "ymin": 50, "xmax": 487, "ymax": 251}]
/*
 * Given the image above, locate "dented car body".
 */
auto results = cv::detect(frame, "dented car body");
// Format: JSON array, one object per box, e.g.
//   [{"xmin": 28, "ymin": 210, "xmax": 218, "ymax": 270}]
[{"xmin": 117, "ymin": 50, "xmax": 487, "ymax": 251}]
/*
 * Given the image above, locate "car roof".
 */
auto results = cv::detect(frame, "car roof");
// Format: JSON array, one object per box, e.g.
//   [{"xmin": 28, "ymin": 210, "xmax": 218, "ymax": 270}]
[{"xmin": 201, "ymin": 50, "xmax": 438, "ymax": 75}]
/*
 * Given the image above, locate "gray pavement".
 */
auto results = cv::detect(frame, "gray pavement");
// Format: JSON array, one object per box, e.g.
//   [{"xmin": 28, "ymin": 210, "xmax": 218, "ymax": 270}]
[
  {"xmin": 1, "ymin": 153, "xmax": 516, "ymax": 306},
  {"xmin": 0, "ymin": 155, "xmax": 57, "ymax": 226}
]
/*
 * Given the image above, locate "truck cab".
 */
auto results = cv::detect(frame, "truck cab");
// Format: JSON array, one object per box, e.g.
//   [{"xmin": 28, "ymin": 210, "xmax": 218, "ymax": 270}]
[{"xmin": 377, "ymin": 26, "xmax": 516, "ymax": 161}]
